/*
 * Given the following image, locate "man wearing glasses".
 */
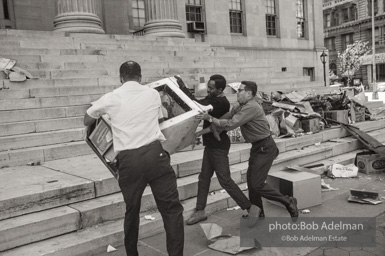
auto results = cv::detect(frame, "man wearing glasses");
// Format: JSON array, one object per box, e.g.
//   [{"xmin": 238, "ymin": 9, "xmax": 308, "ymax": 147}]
[{"xmin": 197, "ymin": 81, "xmax": 299, "ymax": 220}]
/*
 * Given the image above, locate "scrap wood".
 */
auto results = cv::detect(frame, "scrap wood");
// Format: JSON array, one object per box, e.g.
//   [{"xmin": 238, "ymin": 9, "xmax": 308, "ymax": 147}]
[
  {"xmin": 286, "ymin": 165, "xmax": 325, "ymax": 175},
  {"xmin": 325, "ymin": 118, "xmax": 385, "ymax": 156}
]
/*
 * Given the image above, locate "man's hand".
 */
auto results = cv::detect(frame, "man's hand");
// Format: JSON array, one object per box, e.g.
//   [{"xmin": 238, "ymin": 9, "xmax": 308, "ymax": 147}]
[
  {"xmin": 174, "ymin": 75, "xmax": 187, "ymax": 89},
  {"xmin": 196, "ymin": 112, "xmax": 211, "ymax": 121}
]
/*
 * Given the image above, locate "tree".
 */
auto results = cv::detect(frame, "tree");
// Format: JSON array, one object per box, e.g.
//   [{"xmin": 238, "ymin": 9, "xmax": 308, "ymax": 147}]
[{"xmin": 337, "ymin": 41, "xmax": 371, "ymax": 86}]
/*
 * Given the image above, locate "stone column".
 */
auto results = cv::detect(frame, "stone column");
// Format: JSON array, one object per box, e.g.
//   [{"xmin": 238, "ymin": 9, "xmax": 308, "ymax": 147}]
[
  {"xmin": 143, "ymin": 0, "xmax": 185, "ymax": 38},
  {"xmin": 54, "ymin": 0, "xmax": 105, "ymax": 34}
]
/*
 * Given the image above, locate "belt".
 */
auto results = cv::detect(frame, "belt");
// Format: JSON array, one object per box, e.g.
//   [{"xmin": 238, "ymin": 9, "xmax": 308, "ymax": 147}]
[{"xmin": 251, "ymin": 135, "xmax": 271, "ymax": 146}]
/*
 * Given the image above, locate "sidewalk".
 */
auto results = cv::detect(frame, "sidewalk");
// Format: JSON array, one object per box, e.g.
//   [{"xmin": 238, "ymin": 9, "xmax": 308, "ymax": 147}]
[{"xmin": 106, "ymin": 171, "xmax": 385, "ymax": 256}]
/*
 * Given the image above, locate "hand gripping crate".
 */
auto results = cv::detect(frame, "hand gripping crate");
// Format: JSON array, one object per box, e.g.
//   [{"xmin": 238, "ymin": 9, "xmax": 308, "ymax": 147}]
[{"xmin": 86, "ymin": 77, "xmax": 212, "ymax": 178}]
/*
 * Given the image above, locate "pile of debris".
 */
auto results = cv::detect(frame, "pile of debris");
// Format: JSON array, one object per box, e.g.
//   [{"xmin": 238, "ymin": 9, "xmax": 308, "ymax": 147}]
[
  {"xmin": 245, "ymin": 87, "xmax": 376, "ymax": 139},
  {"xmin": 0, "ymin": 56, "xmax": 34, "ymax": 86}
]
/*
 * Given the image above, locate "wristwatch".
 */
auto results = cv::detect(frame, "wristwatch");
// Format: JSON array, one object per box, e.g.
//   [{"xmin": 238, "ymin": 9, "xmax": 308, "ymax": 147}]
[{"xmin": 208, "ymin": 116, "xmax": 213, "ymax": 123}]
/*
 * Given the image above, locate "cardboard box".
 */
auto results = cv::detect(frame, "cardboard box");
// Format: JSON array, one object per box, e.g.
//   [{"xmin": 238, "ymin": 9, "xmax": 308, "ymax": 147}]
[
  {"xmin": 354, "ymin": 108, "xmax": 366, "ymax": 123},
  {"xmin": 356, "ymin": 153, "xmax": 385, "ymax": 174},
  {"xmin": 266, "ymin": 170, "xmax": 322, "ymax": 209},
  {"xmin": 324, "ymin": 110, "xmax": 349, "ymax": 124},
  {"xmin": 300, "ymin": 118, "xmax": 320, "ymax": 133}
]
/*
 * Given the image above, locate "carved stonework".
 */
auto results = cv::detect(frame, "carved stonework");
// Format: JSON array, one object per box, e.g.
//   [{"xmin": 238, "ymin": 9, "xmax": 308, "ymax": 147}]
[
  {"xmin": 143, "ymin": 0, "xmax": 185, "ymax": 38},
  {"xmin": 54, "ymin": 0, "xmax": 104, "ymax": 34}
]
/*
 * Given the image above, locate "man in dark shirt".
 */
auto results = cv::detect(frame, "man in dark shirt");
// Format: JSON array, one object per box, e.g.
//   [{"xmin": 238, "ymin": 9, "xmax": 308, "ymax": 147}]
[
  {"xmin": 176, "ymin": 75, "xmax": 259, "ymax": 225},
  {"xmin": 197, "ymin": 81, "xmax": 298, "ymax": 219}
]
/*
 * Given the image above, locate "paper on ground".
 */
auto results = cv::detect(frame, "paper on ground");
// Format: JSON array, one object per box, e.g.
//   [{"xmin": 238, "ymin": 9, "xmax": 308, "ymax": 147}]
[
  {"xmin": 107, "ymin": 245, "xmax": 117, "ymax": 252},
  {"xmin": 200, "ymin": 223, "xmax": 223, "ymax": 240},
  {"xmin": 208, "ymin": 236, "xmax": 254, "ymax": 255}
]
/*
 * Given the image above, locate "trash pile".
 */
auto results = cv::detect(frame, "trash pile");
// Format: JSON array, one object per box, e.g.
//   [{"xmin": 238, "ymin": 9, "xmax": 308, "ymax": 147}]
[
  {"xmin": 228, "ymin": 82, "xmax": 384, "ymax": 139},
  {"xmin": 0, "ymin": 56, "xmax": 34, "ymax": 86}
]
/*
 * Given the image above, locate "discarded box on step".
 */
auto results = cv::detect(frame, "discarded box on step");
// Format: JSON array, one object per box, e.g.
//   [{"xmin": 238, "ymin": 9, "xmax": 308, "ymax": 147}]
[
  {"xmin": 266, "ymin": 170, "xmax": 322, "ymax": 209},
  {"xmin": 86, "ymin": 77, "xmax": 212, "ymax": 178},
  {"xmin": 356, "ymin": 153, "xmax": 385, "ymax": 174},
  {"xmin": 300, "ymin": 118, "xmax": 320, "ymax": 133},
  {"xmin": 324, "ymin": 110, "xmax": 349, "ymax": 124}
]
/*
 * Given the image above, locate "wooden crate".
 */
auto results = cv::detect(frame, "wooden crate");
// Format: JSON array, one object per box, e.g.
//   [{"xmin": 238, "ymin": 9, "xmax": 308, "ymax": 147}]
[
  {"xmin": 266, "ymin": 170, "xmax": 322, "ymax": 209},
  {"xmin": 324, "ymin": 110, "xmax": 349, "ymax": 124},
  {"xmin": 300, "ymin": 118, "xmax": 320, "ymax": 133}
]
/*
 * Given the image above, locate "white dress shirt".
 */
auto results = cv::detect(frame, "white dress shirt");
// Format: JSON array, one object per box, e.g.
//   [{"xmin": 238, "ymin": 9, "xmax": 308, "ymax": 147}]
[{"xmin": 87, "ymin": 81, "xmax": 166, "ymax": 152}]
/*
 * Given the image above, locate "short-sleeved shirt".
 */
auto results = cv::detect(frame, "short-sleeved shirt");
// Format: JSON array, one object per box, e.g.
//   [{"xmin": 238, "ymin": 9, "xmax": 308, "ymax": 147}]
[
  {"xmin": 218, "ymin": 100, "xmax": 271, "ymax": 143},
  {"xmin": 86, "ymin": 81, "xmax": 166, "ymax": 152},
  {"xmin": 180, "ymin": 87, "xmax": 230, "ymax": 150}
]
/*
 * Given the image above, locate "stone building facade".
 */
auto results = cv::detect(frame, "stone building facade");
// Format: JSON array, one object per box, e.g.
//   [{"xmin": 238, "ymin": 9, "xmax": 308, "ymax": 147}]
[
  {"xmin": 323, "ymin": 0, "xmax": 385, "ymax": 87},
  {"xmin": 1, "ymin": 0, "xmax": 326, "ymax": 85}
]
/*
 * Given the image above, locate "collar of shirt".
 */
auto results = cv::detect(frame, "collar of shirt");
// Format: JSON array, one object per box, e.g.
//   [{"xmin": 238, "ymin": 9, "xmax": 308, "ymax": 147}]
[{"xmin": 119, "ymin": 81, "xmax": 143, "ymax": 91}]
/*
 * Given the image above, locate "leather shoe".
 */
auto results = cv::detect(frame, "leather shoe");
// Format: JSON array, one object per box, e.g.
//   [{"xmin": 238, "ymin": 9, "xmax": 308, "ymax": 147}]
[
  {"xmin": 186, "ymin": 210, "xmax": 207, "ymax": 225},
  {"xmin": 247, "ymin": 205, "xmax": 261, "ymax": 218},
  {"xmin": 286, "ymin": 197, "xmax": 299, "ymax": 220}
]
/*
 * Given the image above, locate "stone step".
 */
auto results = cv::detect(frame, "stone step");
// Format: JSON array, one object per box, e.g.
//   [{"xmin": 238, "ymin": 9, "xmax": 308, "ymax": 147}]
[
  {"xmin": 0, "ymin": 184, "xmax": 241, "ymax": 256},
  {"xmin": 0, "ymin": 117, "xmax": 84, "ymax": 137},
  {"xmin": 364, "ymin": 100, "xmax": 384, "ymax": 109},
  {"xmin": 2, "ymin": 123, "xmax": 385, "ymax": 253},
  {"xmin": 0, "ymin": 128, "xmax": 85, "ymax": 152},
  {"xmin": 0, "ymin": 141, "xmax": 93, "ymax": 168},
  {"xmin": 0, "ymin": 94, "xmax": 101, "ymax": 111},
  {"xmin": 3, "ymin": 78, "xmax": 101, "ymax": 89},
  {"xmin": 0, "ymin": 105, "xmax": 88, "ymax": 124},
  {"xmin": 0, "ymin": 29, "xmax": 66, "ymax": 38}
]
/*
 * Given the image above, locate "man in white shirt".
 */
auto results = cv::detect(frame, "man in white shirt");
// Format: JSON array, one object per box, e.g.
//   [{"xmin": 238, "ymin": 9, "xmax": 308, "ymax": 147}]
[{"xmin": 84, "ymin": 61, "xmax": 184, "ymax": 256}]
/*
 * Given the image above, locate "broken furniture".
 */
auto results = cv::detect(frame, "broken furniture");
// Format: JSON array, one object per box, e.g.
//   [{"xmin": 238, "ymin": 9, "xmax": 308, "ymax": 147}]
[{"xmin": 85, "ymin": 77, "xmax": 212, "ymax": 178}]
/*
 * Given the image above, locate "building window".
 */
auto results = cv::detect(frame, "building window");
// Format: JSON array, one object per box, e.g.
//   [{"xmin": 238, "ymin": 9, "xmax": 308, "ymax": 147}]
[
  {"xmin": 229, "ymin": 0, "xmax": 243, "ymax": 34},
  {"xmin": 2, "ymin": 0, "xmax": 9, "ymax": 19},
  {"xmin": 324, "ymin": 37, "xmax": 335, "ymax": 51},
  {"xmin": 376, "ymin": 64, "xmax": 385, "ymax": 81},
  {"xmin": 186, "ymin": 0, "xmax": 203, "ymax": 22},
  {"xmin": 325, "ymin": 13, "xmax": 331, "ymax": 28},
  {"xmin": 341, "ymin": 33, "xmax": 354, "ymax": 51},
  {"xmin": 368, "ymin": 27, "xmax": 385, "ymax": 45},
  {"xmin": 332, "ymin": 11, "xmax": 339, "ymax": 26},
  {"xmin": 342, "ymin": 8, "xmax": 349, "ymax": 23},
  {"xmin": 266, "ymin": 0, "xmax": 278, "ymax": 36},
  {"xmin": 368, "ymin": 0, "xmax": 378, "ymax": 16},
  {"xmin": 330, "ymin": 63, "xmax": 337, "ymax": 75},
  {"xmin": 132, "ymin": 0, "xmax": 145, "ymax": 28},
  {"xmin": 350, "ymin": 5, "xmax": 357, "ymax": 21},
  {"xmin": 303, "ymin": 67, "xmax": 315, "ymax": 81},
  {"xmin": 296, "ymin": 0, "xmax": 306, "ymax": 38}
]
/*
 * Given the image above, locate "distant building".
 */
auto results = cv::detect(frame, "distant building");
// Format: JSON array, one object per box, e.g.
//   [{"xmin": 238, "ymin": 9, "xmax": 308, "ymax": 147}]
[
  {"xmin": 1, "ymin": 0, "xmax": 326, "ymax": 87},
  {"xmin": 323, "ymin": 0, "xmax": 385, "ymax": 87}
]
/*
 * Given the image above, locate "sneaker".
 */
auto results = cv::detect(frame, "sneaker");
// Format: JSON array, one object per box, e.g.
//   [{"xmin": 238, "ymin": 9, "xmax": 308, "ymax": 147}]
[
  {"xmin": 286, "ymin": 197, "xmax": 299, "ymax": 220},
  {"xmin": 186, "ymin": 210, "xmax": 207, "ymax": 225}
]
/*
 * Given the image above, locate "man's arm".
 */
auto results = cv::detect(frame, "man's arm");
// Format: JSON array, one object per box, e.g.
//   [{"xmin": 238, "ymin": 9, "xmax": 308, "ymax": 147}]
[{"xmin": 198, "ymin": 104, "xmax": 255, "ymax": 131}]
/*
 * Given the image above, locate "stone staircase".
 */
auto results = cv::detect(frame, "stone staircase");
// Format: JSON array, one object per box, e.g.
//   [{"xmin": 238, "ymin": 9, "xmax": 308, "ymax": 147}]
[
  {"xmin": 1, "ymin": 30, "xmax": 385, "ymax": 255},
  {"xmin": 0, "ymin": 29, "xmax": 330, "ymax": 168},
  {"xmin": 1, "ymin": 119, "xmax": 385, "ymax": 255}
]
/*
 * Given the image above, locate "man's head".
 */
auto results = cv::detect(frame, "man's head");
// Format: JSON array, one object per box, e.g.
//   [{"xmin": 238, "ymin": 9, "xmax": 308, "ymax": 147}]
[
  {"xmin": 237, "ymin": 81, "xmax": 257, "ymax": 104},
  {"xmin": 120, "ymin": 61, "xmax": 142, "ymax": 83},
  {"xmin": 207, "ymin": 74, "xmax": 226, "ymax": 98}
]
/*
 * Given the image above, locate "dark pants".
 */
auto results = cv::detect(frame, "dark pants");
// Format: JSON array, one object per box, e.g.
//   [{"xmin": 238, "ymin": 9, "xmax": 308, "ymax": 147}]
[
  {"xmin": 247, "ymin": 136, "xmax": 290, "ymax": 215},
  {"xmin": 196, "ymin": 147, "xmax": 251, "ymax": 210},
  {"xmin": 117, "ymin": 141, "xmax": 184, "ymax": 256}
]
